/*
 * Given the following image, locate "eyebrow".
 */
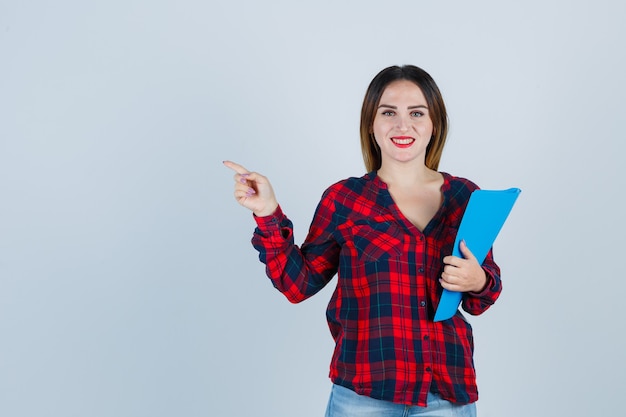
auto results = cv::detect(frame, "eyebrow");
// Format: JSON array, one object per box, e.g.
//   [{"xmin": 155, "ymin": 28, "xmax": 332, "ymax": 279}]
[{"xmin": 378, "ymin": 104, "xmax": 429, "ymax": 110}]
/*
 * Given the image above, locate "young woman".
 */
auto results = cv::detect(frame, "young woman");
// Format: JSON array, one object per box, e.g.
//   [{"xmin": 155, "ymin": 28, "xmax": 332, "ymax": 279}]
[{"xmin": 224, "ymin": 65, "xmax": 501, "ymax": 416}]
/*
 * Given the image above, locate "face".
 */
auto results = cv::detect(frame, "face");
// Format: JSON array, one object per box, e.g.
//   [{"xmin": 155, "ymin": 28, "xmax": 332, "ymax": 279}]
[{"xmin": 372, "ymin": 80, "xmax": 434, "ymax": 168}]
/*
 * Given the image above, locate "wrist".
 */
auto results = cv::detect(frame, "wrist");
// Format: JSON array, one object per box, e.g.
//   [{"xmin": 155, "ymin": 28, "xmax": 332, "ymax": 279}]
[
  {"xmin": 253, "ymin": 202, "xmax": 279, "ymax": 218},
  {"xmin": 470, "ymin": 272, "xmax": 490, "ymax": 294}
]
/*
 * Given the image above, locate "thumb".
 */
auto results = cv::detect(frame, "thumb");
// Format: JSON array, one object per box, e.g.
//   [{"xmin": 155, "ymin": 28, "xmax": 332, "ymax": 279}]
[
  {"xmin": 459, "ymin": 240, "xmax": 477, "ymax": 261},
  {"xmin": 242, "ymin": 171, "xmax": 269, "ymax": 186}
]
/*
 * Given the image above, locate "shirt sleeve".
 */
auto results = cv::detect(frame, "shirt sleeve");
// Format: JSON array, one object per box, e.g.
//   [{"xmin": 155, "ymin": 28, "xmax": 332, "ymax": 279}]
[
  {"xmin": 251, "ymin": 189, "xmax": 340, "ymax": 303},
  {"xmin": 460, "ymin": 248, "xmax": 502, "ymax": 315}
]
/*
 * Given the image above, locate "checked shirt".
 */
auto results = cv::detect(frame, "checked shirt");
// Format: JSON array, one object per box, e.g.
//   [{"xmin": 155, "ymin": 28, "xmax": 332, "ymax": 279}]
[{"xmin": 251, "ymin": 171, "xmax": 502, "ymax": 406}]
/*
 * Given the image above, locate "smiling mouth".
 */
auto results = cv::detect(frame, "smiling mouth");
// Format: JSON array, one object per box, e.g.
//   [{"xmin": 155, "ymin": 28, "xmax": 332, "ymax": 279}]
[{"xmin": 391, "ymin": 137, "xmax": 415, "ymax": 147}]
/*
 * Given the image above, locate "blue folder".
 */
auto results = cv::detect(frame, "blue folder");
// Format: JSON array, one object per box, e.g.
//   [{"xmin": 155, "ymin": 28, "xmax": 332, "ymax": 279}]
[{"xmin": 433, "ymin": 188, "xmax": 521, "ymax": 322}]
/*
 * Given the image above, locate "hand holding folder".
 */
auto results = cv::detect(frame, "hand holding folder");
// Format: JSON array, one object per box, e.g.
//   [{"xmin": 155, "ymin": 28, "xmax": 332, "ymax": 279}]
[{"xmin": 433, "ymin": 188, "xmax": 521, "ymax": 322}]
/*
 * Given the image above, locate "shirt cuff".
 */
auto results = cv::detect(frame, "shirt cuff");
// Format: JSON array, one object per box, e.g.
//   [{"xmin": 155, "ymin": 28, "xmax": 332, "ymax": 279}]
[
  {"xmin": 253, "ymin": 205, "xmax": 284, "ymax": 230},
  {"xmin": 468, "ymin": 271, "xmax": 495, "ymax": 297}
]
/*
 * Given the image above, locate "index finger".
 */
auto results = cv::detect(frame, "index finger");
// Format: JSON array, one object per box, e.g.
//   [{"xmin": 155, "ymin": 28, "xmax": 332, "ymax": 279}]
[
  {"xmin": 443, "ymin": 255, "xmax": 462, "ymax": 266},
  {"xmin": 223, "ymin": 160, "xmax": 250, "ymax": 174}
]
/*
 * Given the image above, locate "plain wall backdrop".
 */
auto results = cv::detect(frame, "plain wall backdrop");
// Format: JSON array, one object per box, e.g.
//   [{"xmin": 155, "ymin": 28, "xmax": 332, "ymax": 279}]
[{"xmin": 1, "ymin": 1, "xmax": 625, "ymax": 416}]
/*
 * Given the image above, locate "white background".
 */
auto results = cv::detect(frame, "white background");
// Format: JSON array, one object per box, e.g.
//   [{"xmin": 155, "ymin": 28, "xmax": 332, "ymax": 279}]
[{"xmin": 1, "ymin": 1, "xmax": 625, "ymax": 416}]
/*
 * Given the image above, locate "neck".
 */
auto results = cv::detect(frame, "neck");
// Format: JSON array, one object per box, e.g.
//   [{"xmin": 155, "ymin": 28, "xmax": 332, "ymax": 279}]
[{"xmin": 378, "ymin": 164, "xmax": 437, "ymax": 189}]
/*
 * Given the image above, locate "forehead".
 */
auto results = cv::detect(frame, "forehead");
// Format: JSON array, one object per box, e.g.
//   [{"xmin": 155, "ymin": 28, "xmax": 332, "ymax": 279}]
[{"xmin": 380, "ymin": 80, "xmax": 427, "ymax": 103}]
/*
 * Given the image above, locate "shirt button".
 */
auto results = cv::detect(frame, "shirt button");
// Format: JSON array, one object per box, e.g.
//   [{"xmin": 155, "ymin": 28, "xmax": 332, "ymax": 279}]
[
  {"xmin": 420, "ymin": 301, "xmax": 426, "ymax": 307},
  {"xmin": 424, "ymin": 335, "xmax": 430, "ymax": 341},
  {"xmin": 418, "ymin": 267, "xmax": 424, "ymax": 273},
  {"xmin": 425, "ymin": 366, "xmax": 432, "ymax": 372}
]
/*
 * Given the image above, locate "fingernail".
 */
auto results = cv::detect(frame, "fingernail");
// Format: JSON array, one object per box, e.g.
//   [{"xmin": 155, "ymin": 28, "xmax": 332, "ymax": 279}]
[{"xmin": 245, "ymin": 188, "xmax": 256, "ymax": 197}]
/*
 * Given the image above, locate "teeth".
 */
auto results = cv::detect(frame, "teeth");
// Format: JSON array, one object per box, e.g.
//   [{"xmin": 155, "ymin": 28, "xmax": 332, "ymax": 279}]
[{"xmin": 392, "ymin": 138, "xmax": 414, "ymax": 145}]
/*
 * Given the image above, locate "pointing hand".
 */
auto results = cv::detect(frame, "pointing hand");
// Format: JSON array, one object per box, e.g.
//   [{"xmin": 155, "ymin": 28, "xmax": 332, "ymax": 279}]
[{"xmin": 223, "ymin": 160, "xmax": 279, "ymax": 217}]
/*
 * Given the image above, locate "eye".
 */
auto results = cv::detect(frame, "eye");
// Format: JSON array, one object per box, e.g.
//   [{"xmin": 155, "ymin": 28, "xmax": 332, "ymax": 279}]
[
  {"xmin": 381, "ymin": 110, "xmax": 395, "ymax": 116},
  {"xmin": 410, "ymin": 111, "xmax": 424, "ymax": 117}
]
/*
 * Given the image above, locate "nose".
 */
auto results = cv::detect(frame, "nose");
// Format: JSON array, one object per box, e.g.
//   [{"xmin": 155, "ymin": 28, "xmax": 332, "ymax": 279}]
[{"xmin": 396, "ymin": 114, "xmax": 410, "ymax": 131}]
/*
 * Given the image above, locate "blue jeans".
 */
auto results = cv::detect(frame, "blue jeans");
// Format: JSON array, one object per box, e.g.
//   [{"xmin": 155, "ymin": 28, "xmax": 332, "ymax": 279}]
[{"xmin": 325, "ymin": 384, "xmax": 477, "ymax": 417}]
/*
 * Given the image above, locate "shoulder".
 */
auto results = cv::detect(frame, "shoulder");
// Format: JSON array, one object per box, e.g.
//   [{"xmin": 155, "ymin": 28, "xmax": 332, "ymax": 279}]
[
  {"xmin": 442, "ymin": 172, "xmax": 480, "ymax": 195},
  {"xmin": 440, "ymin": 172, "xmax": 481, "ymax": 216},
  {"xmin": 315, "ymin": 173, "xmax": 376, "ymax": 215},
  {"xmin": 322, "ymin": 172, "xmax": 374, "ymax": 197}
]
